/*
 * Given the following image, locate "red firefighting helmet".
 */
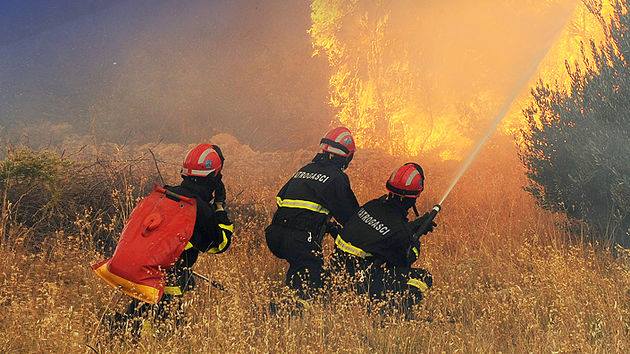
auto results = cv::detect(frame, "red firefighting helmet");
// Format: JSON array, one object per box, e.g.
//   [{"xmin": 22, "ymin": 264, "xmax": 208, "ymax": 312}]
[
  {"xmin": 386, "ymin": 163, "xmax": 425, "ymax": 198},
  {"xmin": 181, "ymin": 144, "xmax": 223, "ymax": 177},
  {"xmin": 320, "ymin": 127, "xmax": 356, "ymax": 159}
]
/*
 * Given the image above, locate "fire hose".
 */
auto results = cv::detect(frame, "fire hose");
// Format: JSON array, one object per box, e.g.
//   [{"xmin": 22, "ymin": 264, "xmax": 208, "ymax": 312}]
[{"xmin": 192, "ymin": 271, "xmax": 226, "ymax": 292}]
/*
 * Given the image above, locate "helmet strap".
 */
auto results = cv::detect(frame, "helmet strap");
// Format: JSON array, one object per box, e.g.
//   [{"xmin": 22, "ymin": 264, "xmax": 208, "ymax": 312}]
[
  {"xmin": 320, "ymin": 138, "xmax": 351, "ymax": 155},
  {"xmin": 412, "ymin": 204, "xmax": 420, "ymax": 217},
  {"xmin": 386, "ymin": 183, "xmax": 422, "ymax": 197}
]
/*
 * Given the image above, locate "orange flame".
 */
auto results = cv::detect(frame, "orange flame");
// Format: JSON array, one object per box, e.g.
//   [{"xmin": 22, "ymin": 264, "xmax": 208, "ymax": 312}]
[{"xmin": 310, "ymin": 0, "xmax": 612, "ymax": 160}]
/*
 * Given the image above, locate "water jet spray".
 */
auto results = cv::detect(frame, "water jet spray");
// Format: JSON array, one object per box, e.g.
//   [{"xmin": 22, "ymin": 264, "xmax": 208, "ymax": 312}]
[{"xmin": 415, "ymin": 3, "xmax": 578, "ymax": 233}]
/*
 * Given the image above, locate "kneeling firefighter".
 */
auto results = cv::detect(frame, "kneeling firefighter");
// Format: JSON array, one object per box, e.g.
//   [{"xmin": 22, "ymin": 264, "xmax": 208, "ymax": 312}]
[
  {"xmin": 331, "ymin": 163, "xmax": 436, "ymax": 318},
  {"xmin": 92, "ymin": 144, "xmax": 234, "ymax": 335},
  {"xmin": 266, "ymin": 127, "xmax": 360, "ymax": 302}
]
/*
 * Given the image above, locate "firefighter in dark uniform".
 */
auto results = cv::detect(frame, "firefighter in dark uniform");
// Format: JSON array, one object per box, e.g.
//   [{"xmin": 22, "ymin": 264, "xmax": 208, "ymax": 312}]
[
  {"xmin": 121, "ymin": 144, "xmax": 234, "ymax": 337},
  {"xmin": 331, "ymin": 163, "xmax": 436, "ymax": 318},
  {"xmin": 266, "ymin": 127, "xmax": 360, "ymax": 301}
]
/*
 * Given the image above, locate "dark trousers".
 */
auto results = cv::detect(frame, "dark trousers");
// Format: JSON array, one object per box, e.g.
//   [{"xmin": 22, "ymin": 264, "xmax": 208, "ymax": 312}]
[
  {"xmin": 265, "ymin": 223, "xmax": 323, "ymax": 300},
  {"xmin": 115, "ymin": 266, "xmax": 194, "ymax": 339},
  {"xmin": 121, "ymin": 294, "xmax": 184, "ymax": 339},
  {"xmin": 330, "ymin": 249, "xmax": 432, "ymax": 317}
]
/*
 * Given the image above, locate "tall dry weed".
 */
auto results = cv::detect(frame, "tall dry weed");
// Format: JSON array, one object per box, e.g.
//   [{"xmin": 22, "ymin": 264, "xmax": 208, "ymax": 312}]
[{"xmin": 0, "ymin": 137, "xmax": 628, "ymax": 353}]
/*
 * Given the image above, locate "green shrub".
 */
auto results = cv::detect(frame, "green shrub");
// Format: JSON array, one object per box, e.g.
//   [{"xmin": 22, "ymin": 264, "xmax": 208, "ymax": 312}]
[{"xmin": 520, "ymin": 1, "xmax": 630, "ymax": 248}]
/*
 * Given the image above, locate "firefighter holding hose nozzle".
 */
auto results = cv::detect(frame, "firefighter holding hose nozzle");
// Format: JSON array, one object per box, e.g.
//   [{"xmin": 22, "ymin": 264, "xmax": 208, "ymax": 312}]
[{"xmin": 331, "ymin": 163, "xmax": 436, "ymax": 319}]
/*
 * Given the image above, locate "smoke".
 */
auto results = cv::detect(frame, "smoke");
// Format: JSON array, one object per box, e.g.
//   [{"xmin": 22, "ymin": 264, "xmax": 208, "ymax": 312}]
[
  {"xmin": 90, "ymin": 1, "xmax": 334, "ymax": 150},
  {"xmin": 439, "ymin": 1, "xmax": 578, "ymax": 205},
  {"xmin": 0, "ymin": 1, "xmax": 330, "ymax": 150},
  {"xmin": 0, "ymin": 0, "xmax": 606, "ymax": 153}
]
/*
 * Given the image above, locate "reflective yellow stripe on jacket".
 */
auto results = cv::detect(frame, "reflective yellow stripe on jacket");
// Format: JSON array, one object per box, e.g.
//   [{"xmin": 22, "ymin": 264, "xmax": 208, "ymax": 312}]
[
  {"xmin": 335, "ymin": 235, "xmax": 372, "ymax": 258},
  {"xmin": 276, "ymin": 197, "xmax": 330, "ymax": 215},
  {"xmin": 185, "ymin": 223, "xmax": 234, "ymax": 254}
]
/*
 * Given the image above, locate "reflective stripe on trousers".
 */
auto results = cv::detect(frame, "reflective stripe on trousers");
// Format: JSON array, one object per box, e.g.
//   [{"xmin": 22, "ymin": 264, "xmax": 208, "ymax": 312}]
[{"xmin": 407, "ymin": 278, "xmax": 430, "ymax": 293}]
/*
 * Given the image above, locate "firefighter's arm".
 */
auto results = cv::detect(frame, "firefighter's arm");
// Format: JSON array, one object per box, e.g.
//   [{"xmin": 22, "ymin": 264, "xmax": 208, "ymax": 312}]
[
  {"xmin": 212, "ymin": 144, "xmax": 226, "ymax": 204},
  {"xmin": 406, "ymin": 215, "xmax": 436, "ymax": 264},
  {"xmin": 326, "ymin": 174, "xmax": 360, "ymax": 225},
  {"xmin": 409, "ymin": 213, "xmax": 437, "ymax": 238},
  {"xmin": 408, "ymin": 237, "xmax": 421, "ymax": 265},
  {"xmin": 402, "ymin": 221, "xmax": 422, "ymax": 266},
  {"xmin": 206, "ymin": 207, "xmax": 233, "ymax": 254},
  {"xmin": 213, "ymin": 173, "xmax": 227, "ymax": 205},
  {"xmin": 384, "ymin": 229, "xmax": 417, "ymax": 268}
]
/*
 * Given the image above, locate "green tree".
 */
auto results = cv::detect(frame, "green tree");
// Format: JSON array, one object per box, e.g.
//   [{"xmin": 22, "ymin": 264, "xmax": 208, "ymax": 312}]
[{"xmin": 520, "ymin": 0, "xmax": 629, "ymax": 247}]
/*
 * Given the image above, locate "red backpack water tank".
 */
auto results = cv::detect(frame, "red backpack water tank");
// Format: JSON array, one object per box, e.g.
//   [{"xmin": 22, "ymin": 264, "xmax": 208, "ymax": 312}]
[{"xmin": 92, "ymin": 186, "xmax": 197, "ymax": 304}]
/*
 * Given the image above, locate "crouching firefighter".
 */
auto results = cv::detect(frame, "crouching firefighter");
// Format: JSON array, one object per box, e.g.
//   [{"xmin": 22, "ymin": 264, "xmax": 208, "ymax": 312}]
[
  {"xmin": 265, "ymin": 127, "xmax": 360, "ymax": 304},
  {"xmin": 92, "ymin": 144, "xmax": 234, "ymax": 337},
  {"xmin": 331, "ymin": 163, "xmax": 436, "ymax": 319}
]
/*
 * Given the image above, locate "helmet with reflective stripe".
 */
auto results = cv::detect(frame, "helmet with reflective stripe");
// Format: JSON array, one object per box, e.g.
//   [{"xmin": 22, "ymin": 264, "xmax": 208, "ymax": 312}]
[
  {"xmin": 181, "ymin": 144, "xmax": 224, "ymax": 177},
  {"xmin": 386, "ymin": 163, "xmax": 425, "ymax": 198},
  {"xmin": 320, "ymin": 127, "xmax": 356, "ymax": 158}
]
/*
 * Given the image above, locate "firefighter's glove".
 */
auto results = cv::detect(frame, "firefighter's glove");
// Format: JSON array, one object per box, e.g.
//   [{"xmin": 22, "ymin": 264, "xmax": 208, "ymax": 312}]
[
  {"xmin": 326, "ymin": 222, "xmax": 342, "ymax": 236},
  {"xmin": 411, "ymin": 213, "xmax": 437, "ymax": 237},
  {"xmin": 215, "ymin": 210, "xmax": 232, "ymax": 226}
]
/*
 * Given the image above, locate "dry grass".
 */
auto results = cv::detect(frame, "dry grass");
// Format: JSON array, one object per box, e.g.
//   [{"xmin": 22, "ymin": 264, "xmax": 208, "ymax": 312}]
[{"xmin": 0, "ymin": 135, "xmax": 628, "ymax": 353}]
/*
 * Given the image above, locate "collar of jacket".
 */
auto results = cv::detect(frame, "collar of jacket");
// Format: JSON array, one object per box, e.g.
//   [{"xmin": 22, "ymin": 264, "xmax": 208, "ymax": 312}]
[
  {"xmin": 312, "ymin": 153, "xmax": 345, "ymax": 170},
  {"xmin": 180, "ymin": 178, "xmax": 214, "ymax": 203},
  {"xmin": 380, "ymin": 195, "xmax": 411, "ymax": 221}
]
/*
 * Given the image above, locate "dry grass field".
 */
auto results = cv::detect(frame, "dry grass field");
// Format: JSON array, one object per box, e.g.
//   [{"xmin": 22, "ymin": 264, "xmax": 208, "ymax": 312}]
[{"xmin": 0, "ymin": 134, "xmax": 628, "ymax": 353}]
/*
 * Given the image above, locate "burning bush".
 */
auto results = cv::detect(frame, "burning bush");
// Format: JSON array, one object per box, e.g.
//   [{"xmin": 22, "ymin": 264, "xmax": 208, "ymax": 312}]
[{"xmin": 520, "ymin": 1, "xmax": 630, "ymax": 248}]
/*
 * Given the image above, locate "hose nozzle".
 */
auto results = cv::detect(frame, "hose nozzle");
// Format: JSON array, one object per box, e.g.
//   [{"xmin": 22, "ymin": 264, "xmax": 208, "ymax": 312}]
[
  {"xmin": 413, "ymin": 204, "xmax": 442, "ymax": 239},
  {"xmin": 425, "ymin": 204, "xmax": 441, "ymax": 224}
]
